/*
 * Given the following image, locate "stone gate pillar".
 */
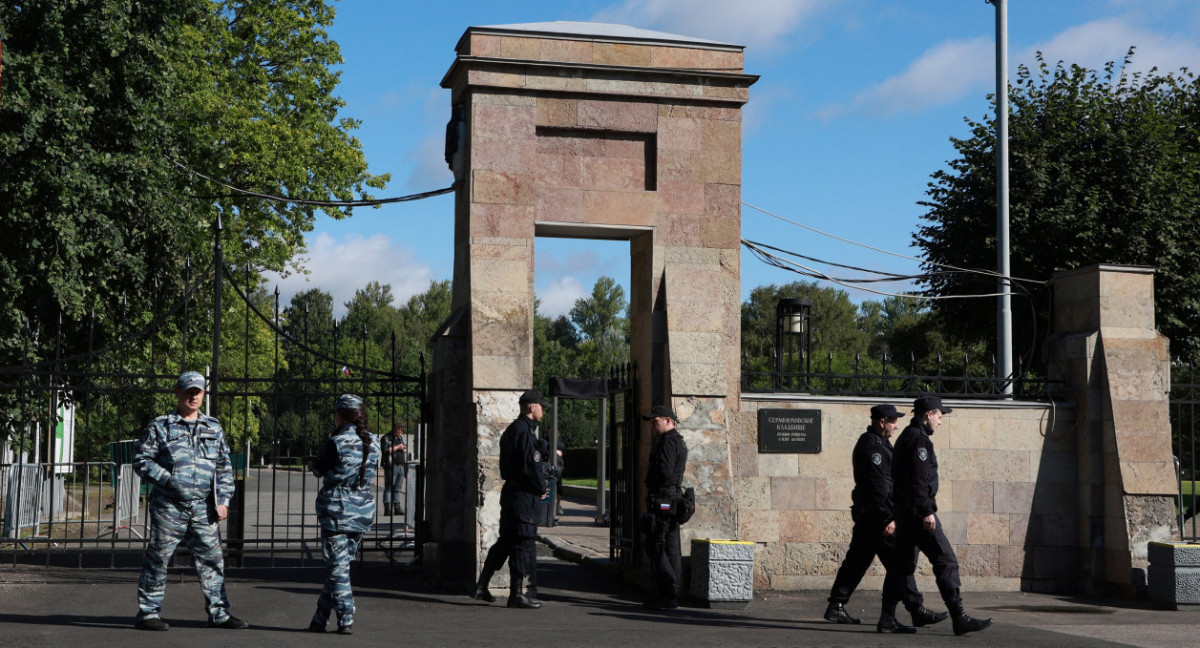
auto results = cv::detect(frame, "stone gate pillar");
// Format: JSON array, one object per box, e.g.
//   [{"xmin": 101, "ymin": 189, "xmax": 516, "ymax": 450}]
[
  {"xmin": 1045, "ymin": 264, "xmax": 1180, "ymax": 596},
  {"xmin": 427, "ymin": 22, "xmax": 757, "ymax": 588}
]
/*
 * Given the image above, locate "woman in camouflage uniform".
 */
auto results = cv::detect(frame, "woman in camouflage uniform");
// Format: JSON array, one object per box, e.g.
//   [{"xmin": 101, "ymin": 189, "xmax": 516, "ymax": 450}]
[{"xmin": 306, "ymin": 394, "xmax": 381, "ymax": 635}]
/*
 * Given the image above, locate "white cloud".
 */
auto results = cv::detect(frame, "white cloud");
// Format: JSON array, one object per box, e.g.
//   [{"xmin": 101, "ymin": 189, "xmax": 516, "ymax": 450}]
[
  {"xmin": 1033, "ymin": 17, "xmax": 1200, "ymax": 76},
  {"xmin": 819, "ymin": 36, "xmax": 993, "ymax": 119},
  {"xmin": 822, "ymin": 12, "xmax": 1200, "ymax": 121},
  {"xmin": 262, "ymin": 232, "xmax": 435, "ymax": 317},
  {"xmin": 537, "ymin": 276, "xmax": 587, "ymax": 319},
  {"xmin": 593, "ymin": 0, "xmax": 828, "ymax": 50}
]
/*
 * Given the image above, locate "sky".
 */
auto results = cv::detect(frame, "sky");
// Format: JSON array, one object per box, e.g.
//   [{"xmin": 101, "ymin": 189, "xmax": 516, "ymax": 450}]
[{"xmin": 263, "ymin": 0, "xmax": 1200, "ymax": 318}]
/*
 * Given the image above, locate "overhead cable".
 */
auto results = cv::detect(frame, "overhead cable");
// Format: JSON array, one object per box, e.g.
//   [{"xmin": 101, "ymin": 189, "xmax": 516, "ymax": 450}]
[
  {"xmin": 742, "ymin": 201, "xmax": 1046, "ymax": 285},
  {"xmin": 175, "ymin": 161, "xmax": 454, "ymax": 207},
  {"xmin": 742, "ymin": 239, "xmax": 1027, "ymax": 300}
]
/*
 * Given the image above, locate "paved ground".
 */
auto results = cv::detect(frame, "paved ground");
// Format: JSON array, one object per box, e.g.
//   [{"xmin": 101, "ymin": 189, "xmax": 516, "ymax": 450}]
[{"xmin": 1, "ymin": 495, "xmax": 1197, "ymax": 647}]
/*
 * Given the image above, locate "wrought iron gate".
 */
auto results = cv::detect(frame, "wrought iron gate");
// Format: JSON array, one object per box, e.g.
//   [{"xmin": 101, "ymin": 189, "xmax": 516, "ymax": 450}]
[
  {"xmin": 1170, "ymin": 364, "xmax": 1197, "ymax": 541},
  {"xmin": 607, "ymin": 362, "xmax": 639, "ymax": 568},
  {"xmin": 0, "ymin": 243, "xmax": 428, "ymax": 568}
]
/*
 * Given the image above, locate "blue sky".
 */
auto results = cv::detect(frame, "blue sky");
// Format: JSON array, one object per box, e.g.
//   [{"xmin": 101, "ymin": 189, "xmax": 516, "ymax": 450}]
[{"xmin": 264, "ymin": 1, "xmax": 1200, "ymax": 318}]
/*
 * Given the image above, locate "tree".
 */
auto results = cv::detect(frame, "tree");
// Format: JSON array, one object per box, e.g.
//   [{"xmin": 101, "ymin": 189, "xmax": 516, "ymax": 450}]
[
  {"xmin": 741, "ymin": 281, "xmax": 869, "ymax": 368},
  {"xmin": 0, "ymin": 0, "xmax": 385, "ymax": 366},
  {"xmin": 917, "ymin": 52, "xmax": 1200, "ymax": 364},
  {"xmin": 569, "ymin": 276, "xmax": 629, "ymax": 376}
]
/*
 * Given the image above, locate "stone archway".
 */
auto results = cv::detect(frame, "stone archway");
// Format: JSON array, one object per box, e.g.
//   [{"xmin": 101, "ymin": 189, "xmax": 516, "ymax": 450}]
[{"xmin": 427, "ymin": 21, "xmax": 757, "ymax": 587}]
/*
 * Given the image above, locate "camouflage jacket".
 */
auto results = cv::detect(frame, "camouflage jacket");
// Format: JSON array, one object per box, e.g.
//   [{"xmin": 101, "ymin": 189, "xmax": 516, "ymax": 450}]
[
  {"xmin": 312, "ymin": 423, "xmax": 380, "ymax": 532},
  {"xmin": 133, "ymin": 410, "xmax": 234, "ymax": 506}
]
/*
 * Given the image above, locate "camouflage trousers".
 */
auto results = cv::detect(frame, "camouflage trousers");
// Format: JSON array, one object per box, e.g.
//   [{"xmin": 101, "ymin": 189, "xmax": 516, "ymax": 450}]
[
  {"xmin": 137, "ymin": 497, "xmax": 231, "ymax": 623},
  {"xmin": 311, "ymin": 529, "xmax": 364, "ymax": 628}
]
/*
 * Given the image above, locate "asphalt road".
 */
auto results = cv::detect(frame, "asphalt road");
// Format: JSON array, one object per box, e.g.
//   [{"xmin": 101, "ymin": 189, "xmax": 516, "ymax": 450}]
[{"xmin": 1, "ymin": 549, "xmax": 1198, "ymax": 648}]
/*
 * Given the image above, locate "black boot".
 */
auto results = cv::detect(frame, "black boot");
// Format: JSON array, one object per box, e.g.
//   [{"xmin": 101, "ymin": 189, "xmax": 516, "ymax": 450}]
[
  {"xmin": 471, "ymin": 569, "xmax": 496, "ymax": 603},
  {"xmin": 823, "ymin": 602, "xmax": 861, "ymax": 624},
  {"xmin": 507, "ymin": 578, "xmax": 542, "ymax": 609},
  {"xmin": 947, "ymin": 598, "xmax": 992, "ymax": 636},
  {"xmin": 877, "ymin": 610, "xmax": 917, "ymax": 634},
  {"xmin": 907, "ymin": 605, "xmax": 949, "ymax": 627}
]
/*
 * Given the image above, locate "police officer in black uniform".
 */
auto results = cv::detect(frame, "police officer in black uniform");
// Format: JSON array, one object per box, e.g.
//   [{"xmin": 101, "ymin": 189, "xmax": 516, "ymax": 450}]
[
  {"xmin": 642, "ymin": 404, "xmax": 688, "ymax": 611},
  {"xmin": 471, "ymin": 389, "xmax": 551, "ymax": 609},
  {"xmin": 882, "ymin": 396, "xmax": 992, "ymax": 636},
  {"xmin": 824, "ymin": 404, "xmax": 948, "ymax": 632}
]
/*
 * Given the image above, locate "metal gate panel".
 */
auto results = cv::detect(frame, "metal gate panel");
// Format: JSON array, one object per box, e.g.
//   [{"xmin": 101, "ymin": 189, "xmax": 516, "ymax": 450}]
[{"xmin": 607, "ymin": 363, "xmax": 639, "ymax": 569}]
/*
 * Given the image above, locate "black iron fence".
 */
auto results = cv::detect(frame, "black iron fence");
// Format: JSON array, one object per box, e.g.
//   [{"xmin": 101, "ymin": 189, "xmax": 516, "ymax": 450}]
[
  {"xmin": 0, "ymin": 233, "xmax": 427, "ymax": 568},
  {"xmin": 1170, "ymin": 364, "xmax": 1198, "ymax": 541},
  {"xmin": 741, "ymin": 351, "xmax": 1053, "ymax": 401}
]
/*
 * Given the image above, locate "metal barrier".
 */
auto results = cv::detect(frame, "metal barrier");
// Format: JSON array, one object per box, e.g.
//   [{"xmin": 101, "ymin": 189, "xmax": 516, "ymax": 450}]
[
  {"xmin": 96, "ymin": 463, "xmax": 143, "ymax": 539},
  {"xmin": 2, "ymin": 464, "xmax": 44, "ymax": 547}
]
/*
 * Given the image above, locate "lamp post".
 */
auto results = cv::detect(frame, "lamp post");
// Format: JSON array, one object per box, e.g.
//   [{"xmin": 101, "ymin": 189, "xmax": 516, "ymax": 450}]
[
  {"xmin": 775, "ymin": 298, "xmax": 812, "ymax": 391},
  {"xmin": 990, "ymin": 0, "xmax": 1014, "ymax": 396}
]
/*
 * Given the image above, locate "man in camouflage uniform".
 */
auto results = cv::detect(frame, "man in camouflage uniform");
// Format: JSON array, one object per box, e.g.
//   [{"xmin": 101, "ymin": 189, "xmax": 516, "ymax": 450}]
[
  {"xmin": 306, "ymin": 393, "xmax": 380, "ymax": 634},
  {"xmin": 133, "ymin": 371, "xmax": 247, "ymax": 631}
]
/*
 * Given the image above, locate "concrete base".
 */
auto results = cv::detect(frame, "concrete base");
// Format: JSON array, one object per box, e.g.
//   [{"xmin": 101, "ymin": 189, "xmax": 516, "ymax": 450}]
[
  {"xmin": 1147, "ymin": 541, "xmax": 1200, "ymax": 610},
  {"xmin": 690, "ymin": 539, "xmax": 754, "ymax": 609}
]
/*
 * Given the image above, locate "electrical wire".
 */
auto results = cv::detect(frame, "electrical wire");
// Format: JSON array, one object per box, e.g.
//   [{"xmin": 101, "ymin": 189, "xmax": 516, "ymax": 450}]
[
  {"xmin": 742, "ymin": 200, "xmax": 1046, "ymax": 285},
  {"xmin": 742, "ymin": 240, "xmax": 1024, "ymax": 300},
  {"xmin": 174, "ymin": 161, "xmax": 454, "ymax": 207}
]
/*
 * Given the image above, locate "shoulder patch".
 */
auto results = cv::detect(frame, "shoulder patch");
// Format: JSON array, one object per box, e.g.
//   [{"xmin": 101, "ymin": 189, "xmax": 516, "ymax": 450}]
[
  {"xmin": 917, "ymin": 447, "xmax": 929, "ymax": 462},
  {"xmin": 871, "ymin": 452, "xmax": 882, "ymax": 466}
]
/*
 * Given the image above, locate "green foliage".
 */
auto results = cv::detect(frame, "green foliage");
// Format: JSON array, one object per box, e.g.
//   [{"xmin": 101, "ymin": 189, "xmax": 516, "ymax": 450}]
[
  {"xmin": 532, "ymin": 277, "xmax": 629, "ymax": 449},
  {"xmin": 739, "ymin": 281, "xmax": 990, "ymax": 392},
  {"xmin": 917, "ymin": 51, "xmax": 1200, "ymax": 364}
]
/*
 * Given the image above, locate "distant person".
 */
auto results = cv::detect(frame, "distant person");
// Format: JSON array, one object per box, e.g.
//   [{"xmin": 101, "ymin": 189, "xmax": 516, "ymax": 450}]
[
  {"xmin": 381, "ymin": 424, "xmax": 408, "ymax": 516},
  {"xmin": 306, "ymin": 394, "xmax": 381, "ymax": 634},
  {"xmin": 823, "ymin": 404, "xmax": 947, "ymax": 633},
  {"xmin": 132, "ymin": 371, "xmax": 248, "ymax": 631},
  {"xmin": 883, "ymin": 396, "xmax": 992, "ymax": 636},
  {"xmin": 642, "ymin": 404, "xmax": 688, "ymax": 611},
  {"xmin": 471, "ymin": 389, "xmax": 551, "ymax": 609}
]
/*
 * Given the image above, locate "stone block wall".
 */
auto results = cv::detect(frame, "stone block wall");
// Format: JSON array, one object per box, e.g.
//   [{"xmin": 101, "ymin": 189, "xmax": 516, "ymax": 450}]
[
  {"xmin": 436, "ymin": 23, "xmax": 757, "ymax": 585},
  {"xmin": 732, "ymin": 397, "xmax": 1078, "ymax": 593},
  {"xmin": 1045, "ymin": 264, "xmax": 1180, "ymax": 596}
]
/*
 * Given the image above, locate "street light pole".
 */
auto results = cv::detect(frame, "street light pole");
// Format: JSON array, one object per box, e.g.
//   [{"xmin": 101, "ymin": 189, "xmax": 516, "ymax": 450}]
[{"xmin": 991, "ymin": 0, "xmax": 1014, "ymax": 397}]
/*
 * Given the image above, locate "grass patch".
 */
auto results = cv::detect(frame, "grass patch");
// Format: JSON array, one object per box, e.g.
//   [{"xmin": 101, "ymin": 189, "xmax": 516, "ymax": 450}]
[{"xmin": 563, "ymin": 478, "xmax": 610, "ymax": 489}]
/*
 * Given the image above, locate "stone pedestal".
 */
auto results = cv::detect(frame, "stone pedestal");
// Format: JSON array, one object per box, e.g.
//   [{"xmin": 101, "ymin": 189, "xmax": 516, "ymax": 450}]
[
  {"xmin": 1148, "ymin": 541, "xmax": 1200, "ymax": 609},
  {"xmin": 690, "ymin": 538, "xmax": 754, "ymax": 608}
]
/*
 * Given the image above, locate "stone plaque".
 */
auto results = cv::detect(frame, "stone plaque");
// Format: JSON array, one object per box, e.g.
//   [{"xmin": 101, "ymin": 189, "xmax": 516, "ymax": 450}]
[{"xmin": 758, "ymin": 409, "xmax": 821, "ymax": 454}]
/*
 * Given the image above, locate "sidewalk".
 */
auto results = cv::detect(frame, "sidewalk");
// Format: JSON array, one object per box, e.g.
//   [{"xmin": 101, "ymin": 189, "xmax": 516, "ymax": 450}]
[{"xmin": 0, "ymin": 495, "xmax": 1196, "ymax": 647}]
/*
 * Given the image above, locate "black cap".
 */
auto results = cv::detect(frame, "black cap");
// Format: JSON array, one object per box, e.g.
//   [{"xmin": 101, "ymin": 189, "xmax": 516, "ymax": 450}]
[
  {"xmin": 870, "ymin": 404, "xmax": 904, "ymax": 420},
  {"xmin": 913, "ymin": 395, "xmax": 953, "ymax": 414},
  {"xmin": 642, "ymin": 404, "xmax": 677, "ymax": 421},
  {"xmin": 518, "ymin": 389, "xmax": 551, "ymax": 407}
]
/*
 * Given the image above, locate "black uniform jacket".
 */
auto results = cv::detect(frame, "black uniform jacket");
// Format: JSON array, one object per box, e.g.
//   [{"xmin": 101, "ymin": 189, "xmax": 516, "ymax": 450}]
[
  {"xmin": 891, "ymin": 420, "xmax": 939, "ymax": 518},
  {"xmin": 499, "ymin": 415, "xmax": 546, "ymax": 496},
  {"xmin": 850, "ymin": 427, "xmax": 895, "ymax": 528},
  {"xmin": 645, "ymin": 429, "xmax": 687, "ymax": 497}
]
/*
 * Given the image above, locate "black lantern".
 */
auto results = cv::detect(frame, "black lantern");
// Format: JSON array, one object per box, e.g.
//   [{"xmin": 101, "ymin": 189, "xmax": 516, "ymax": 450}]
[{"xmin": 774, "ymin": 298, "xmax": 812, "ymax": 391}]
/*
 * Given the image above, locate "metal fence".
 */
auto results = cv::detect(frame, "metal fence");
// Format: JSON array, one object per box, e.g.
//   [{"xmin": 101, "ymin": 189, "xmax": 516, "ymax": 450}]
[
  {"xmin": 1170, "ymin": 364, "xmax": 1198, "ymax": 541},
  {"xmin": 742, "ymin": 351, "xmax": 1053, "ymax": 401},
  {"xmin": 0, "ymin": 228, "xmax": 428, "ymax": 568}
]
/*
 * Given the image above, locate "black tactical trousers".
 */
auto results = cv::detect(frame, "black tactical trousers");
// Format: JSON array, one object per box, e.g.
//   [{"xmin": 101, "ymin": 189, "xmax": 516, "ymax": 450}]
[
  {"xmin": 643, "ymin": 513, "xmax": 681, "ymax": 600},
  {"xmin": 828, "ymin": 514, "xmax": 923, "ymax": 608},
  {"xmin": 483, "ymin": 489, "xmax": 538, "ymax": 583},
  {"xmin": 883, "ymin": 514, "xmax": 962, "ymax": 604}
]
